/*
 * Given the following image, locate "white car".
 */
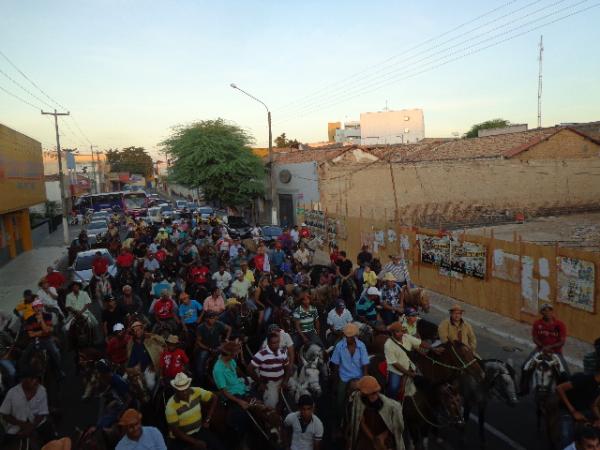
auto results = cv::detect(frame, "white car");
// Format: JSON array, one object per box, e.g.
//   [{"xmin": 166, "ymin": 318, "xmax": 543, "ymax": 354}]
[
  {"xmin": 70, "ymin": 248, "xmax": 116, "ymax": 286},
  {"xmin": 175, "ymin": 200, "xmax": 188, "ymax": 210},
  {"xmin": 86, "ymin": 220, "xmax": 109, "ymax": 242},
  {"xmin": 148, "ymin": 207, "xmax": 163, "ymax": 224}
]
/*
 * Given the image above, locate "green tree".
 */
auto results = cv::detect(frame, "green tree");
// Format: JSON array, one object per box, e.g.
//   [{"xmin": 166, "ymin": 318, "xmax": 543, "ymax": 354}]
[
  {"xmin": 464, "ymin": 119, "xmax": 511, "ymax": 138},
  {"xmin": 161, "ymin": 119, "xmax": 265, "ymax": 207},
  {"xmin": 274, "ymin": 132, "xmax": 300, "ymax": 148},
  {"xmin": 105, "ymin": 146, "xmax": 153, "ymax": 177}
]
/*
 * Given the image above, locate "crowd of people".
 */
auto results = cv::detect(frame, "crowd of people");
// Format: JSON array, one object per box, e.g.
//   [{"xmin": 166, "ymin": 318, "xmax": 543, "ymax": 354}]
[{"xmin": 0, "ymin": 205, "xmax": 599, "ymax": 450}]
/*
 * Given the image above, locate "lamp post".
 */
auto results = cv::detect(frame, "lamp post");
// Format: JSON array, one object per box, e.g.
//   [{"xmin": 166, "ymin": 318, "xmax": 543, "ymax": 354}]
[{"xmin": 230, "ymin": 83, "xmax": 278, "ymax": 225}]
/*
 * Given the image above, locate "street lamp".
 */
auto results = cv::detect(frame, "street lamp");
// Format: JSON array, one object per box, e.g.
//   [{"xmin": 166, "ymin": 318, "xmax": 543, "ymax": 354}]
[{"xmin": 230, "ymin": 83, "xmax": 277, "ymax": 225}]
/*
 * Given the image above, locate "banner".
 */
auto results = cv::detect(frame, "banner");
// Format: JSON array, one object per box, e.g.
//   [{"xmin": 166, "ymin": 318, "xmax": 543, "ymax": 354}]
[
  {"xmin": 557, "ymin": 257, "xmax": 595, "ymax": 312},
  {"xmin": 418, "ymin": 235, "xmax": 486, "ymax": 279}
]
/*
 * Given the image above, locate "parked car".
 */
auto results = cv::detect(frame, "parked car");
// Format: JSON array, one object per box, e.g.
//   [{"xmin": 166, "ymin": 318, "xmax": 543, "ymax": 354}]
[
  {"xmin": 160, "ymin": 205, "xmax": 176, "ymax": 220},
  {"xmin": 148, "ymin": 207, "xmax": 163, "ymax": 224},
  {"xmin": 196, "ymin": 206, "xmax": 213, "ymax": 220},
  {"xmin": 261, "ymin": 225, "xmax": 283, "ymax": 244},
  {"xmin": 91, "ymin": 211, "xmax": 110, "ymax": 223},
  {"xmin": 70, "ymin": 248, "xmax": 117, "ymax": 286},
  {"xmin": 86, "ymin": 220, "xmax": 109, "ymax": 242},
  {"xmin": 225, "ymin": 216, "xmax": 252, "ymax": 239},
  {"xmin": 175, "ymin": 200, "xmax": 189, "ymax": 210}
]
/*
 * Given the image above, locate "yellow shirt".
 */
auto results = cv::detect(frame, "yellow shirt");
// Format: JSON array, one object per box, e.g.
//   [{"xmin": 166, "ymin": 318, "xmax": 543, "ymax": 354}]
[
  {"xmin": 363, "ymin": 270, "xmax": 377, "ymax": 288},
  {"xmin": 165, "ymin": 387, "xmax": 213, "ymax": 436},
  {"xmin": 384, "ymin": 334, "xmax": 422, "ymax": 375},
  {"xmin": 243, "ymin": 269, "xmax": 255, "ymax": 285},
  {"xmin": 15, "ymin": 301, "xmax": 34, "ymax": 320},
  {"xmin": 438, "ymin": 318, "xmax": 477, "ymax": 352}
]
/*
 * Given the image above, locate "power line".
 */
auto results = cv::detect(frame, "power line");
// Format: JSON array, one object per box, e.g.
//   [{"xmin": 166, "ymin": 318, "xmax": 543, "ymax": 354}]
[
  {"xmin": 274, "ymin": 0, "xmax": 522, "ymax": 114},
  {"xmin": 275, "ymin": 1, "xmax": 597, "ymax": 125},
  {"xmin": 0, "ymin": 67, "xmax": 56, "ymax": 109},
  {"xmin": 276, "ymin": 0, "xmax": 563, "ymax": 120},
  {"xmin": 0, "ymin": 83, "xmax": 43, "ymax": 110}
]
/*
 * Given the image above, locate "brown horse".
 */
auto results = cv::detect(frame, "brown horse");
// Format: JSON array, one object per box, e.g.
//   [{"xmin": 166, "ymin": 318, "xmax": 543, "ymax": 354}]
[
  {"xmin": 411, "ymin": 341, "xmax": 484, "ymax": 385},
  {"xmin": 402, "ymin": 286, "xmax": 430, "ymax": 313},
  {"xmin": 125, "ymin": 367, "xmax": 151, "ymax": 405}
]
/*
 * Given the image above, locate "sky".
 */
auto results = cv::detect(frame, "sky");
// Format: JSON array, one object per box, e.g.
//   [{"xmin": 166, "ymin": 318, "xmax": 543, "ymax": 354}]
[{"xmin": 1, "ymin": 0, "xmax": 599, "ymax": 159}]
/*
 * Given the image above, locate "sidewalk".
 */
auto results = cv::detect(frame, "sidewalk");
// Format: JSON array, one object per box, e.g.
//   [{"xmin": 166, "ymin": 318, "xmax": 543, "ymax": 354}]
[
  {"xmin": 424, "ymin": 289, "xmax": 593, "ymax": 369},
  {"xmin": 0, "ymin": 223, "xmax": 70, "ymax": 313}
]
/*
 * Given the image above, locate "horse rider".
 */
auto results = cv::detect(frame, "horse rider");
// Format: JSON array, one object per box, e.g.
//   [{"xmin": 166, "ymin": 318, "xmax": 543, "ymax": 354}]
[
  {"xmin": 345, "ymin": 375, "xmax": 405, "ymax": 450},
  {"xmin": 562, "ymin": 427, "xmax": 600, "ymax": 450},
  {"xmin": 165, "ymin": 372, "xmax": 225, "ymax": 450},
  {"xmin": 159, "ymin": 335, "xmax": 190, "ymax": 385},
  {"xmin": 115, "ymin": 408, "xmax": 167, "ymax": 450},
  {"xmin": 438, "ymin": 304, "xmax": 477, "ymax": 352},
  {"xmin": 326, "ymin": 299, "xmax": 354, "ymax": 348},
  {"xmin": 292, "ymin": 291, "xmax": 323, "ymax": 350},
  {"xmin": 283, "ymin": 394, "xmax": 324, "ymax": 450},
  {"xmin": 212, "ymin": 341, "xmax": 251, "ymax": 437},
  {"xmin": 106, "ymin": 323, "xmax": 130, "ymax": 373},
  {"xmin": 230, "ymin": 269, "xmax": 251, "ymax": 302},
  {"xmin": 555, "ymin": 362, "xmax": 600, "ymax": 449},
  {"xmin": 330, "ymin": 323, "xmax": 370, "ymax": 430},
  {"xmin": 65, "ymin": 280, "xmax": 100, "ymax": 343},
  {"xmin": 248, "ymin": 331, "xmax": 290, "ymax": 409},
  {"xmin": 401, "ymin": 308, "xmax": 420, "ymax": 337},
  {"xmin": 378, "ymin": 253, "xmax": 411, "ymax": 289},
  {"xmin": 149, "ymin": 290, "xmax": 180, "ymax": 334},
  {"xmin": 521, "ymin": 303, "xmax": 569, "ymax": 395},
  {"xmin": 19, "ymin": 298, "xmax": 66, "ymax": 380},
  {"xmin": 384, "ymin": 322, "xmax": 434, "ymax": 401},
  {"xmin": 194, "ymin": 311, "xmax": 231, "ymax": 385},
  {"xmin": 380, "ymin": 273, "xmax": 403, "ymax": 326},
  {"xmin": 126, "ymin": 321, "xmax": 165, "ymax": 392},
  {"xmin": 94, "ymin": 359, "xmax": 131, "ymax": 429},
  {"xmin": 356, "ymin": 287, "xmax": 383, "ymax": 326}
]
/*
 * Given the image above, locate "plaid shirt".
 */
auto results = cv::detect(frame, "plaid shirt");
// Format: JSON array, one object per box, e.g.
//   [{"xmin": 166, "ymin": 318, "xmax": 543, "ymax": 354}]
[{"xmin": 381, "ymin": 285, "xmax": 402, "ymax": 308}]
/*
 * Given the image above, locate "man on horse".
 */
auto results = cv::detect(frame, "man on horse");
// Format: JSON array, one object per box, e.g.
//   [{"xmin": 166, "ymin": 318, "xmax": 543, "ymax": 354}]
[
  {"xmin": 159, "ymin": 335, "xmax": 190, "ymax": 383},
  {"xmin": 115, "ymin": 408, "xmax": 166, "ymax": 450},
  {"xmin": 326, "ymin": 299, "xmax": 354, "ymax": 347},
  {"xmin": 345, "ymin": 375, "xmax": 405, "ymax": 450},
  {"xmin": 292, "ymin": 292, "xmax": 323, "ymax": 350},
  {"xmin": 438, "ymin": 304, "xmax": 477, "ymax": 352},
  {"xmin": 380, "ymin": 273, "xmax": 403, "ymax": 326},
  {"xmin": 378, "ymin": 254, "xmax": 411, "ymax": 289},
  {"xmin": 248, "ymin": 331, "xmax": 290, "ymax": 409},
  {"xmin": 126, "ymin": 321, "xmax": 165, "ymax": 392},
  {"xmin": 165, "ymin": 372, "xmax": 224, "ymax": 450},
  {"xmin": 194, "ymin": 311, "xmax": 231, "ymax": 385},
  {"xmin": 330, "ymin": 323, "xmax": 370, "ymax": 430},
  {"xmin": 65, "ymin": 280, "xmax": 99, "ymax": 342}
]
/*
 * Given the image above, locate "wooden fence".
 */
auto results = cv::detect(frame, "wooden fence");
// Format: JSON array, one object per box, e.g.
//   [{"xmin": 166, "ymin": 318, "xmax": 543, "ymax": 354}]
[{"xmin": 297, "ymin": 204, "xmax": 599, "ymax": 344}]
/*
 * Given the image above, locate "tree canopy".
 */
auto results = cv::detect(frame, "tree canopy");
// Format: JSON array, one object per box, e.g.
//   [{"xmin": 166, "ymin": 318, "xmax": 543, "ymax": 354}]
[
  {"xmin": 464, "ymin": 119, "xmax": 511, "ymax": 138},
  {"xmin": 161, "ymin": 119, "xmax": 266, "ymax": 207},
  {"xmin": 105, "ymin": 146, "xmax": 153, "ymax": 177},
  {"xmin": 275, "ymin": 132, "xmax": 300, "ymax": 148}
]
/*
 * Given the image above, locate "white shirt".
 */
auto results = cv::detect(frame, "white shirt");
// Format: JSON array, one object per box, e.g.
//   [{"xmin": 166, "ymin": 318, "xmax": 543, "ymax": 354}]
[
  {"xmin": 36, "ymin": 287, "xmax": 59, "ymax": 310},
  {"xmin": 327, "ymin": 308, "xmax": 354, "ymax": 331},
  {"xmin": 262, "ymin": 330, "xmax": 294, "ymax": 350},
  {"xmin": 290, "ymin": 229, "xmax": 300, "ymax": 243},
  {"xmin": 293, "ymin": 248, "xmax": 311, "ymax": 266},
  {"xmin": 231, "ymin": 279, "xmax": 251, "ymax": 299},
  {"xmin": 212, "ymin": 271, "xmax": 232, "ymax": 290},
  {"xmin": 0, "ymin": 384, "xmax": 49, "ymax": 435},
  {"xmin": 284, "ymin": 412, "xmax": 324, "ymax": 450},
  {"xmin": 384, "ymin": 334, "xmax": 422, "ymax": 375}
]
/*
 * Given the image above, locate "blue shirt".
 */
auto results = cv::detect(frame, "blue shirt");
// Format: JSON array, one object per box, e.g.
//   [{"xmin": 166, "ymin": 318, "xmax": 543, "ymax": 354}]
[
  {"xmin": 152, "ymin": 281, "xmax": 172, "ymax": 298},
  {"xmin": 116, "ymin": 426, "xmax": 167, "ymax": 450},
  {"xmin": 330, "ymin": 338, "xmax": 370, "ymax": 382},
  {"xmin": 128, "ymin": 341, "xmax": 152, "ymax": 370},
  {"xmin": 179, "ymin": 300, "xmax": 203, "ymax": 324},
  {"xmin": 270, "ymin": 250, "xmax": 285, "ymax": 268},
  {"xmin": 356, "ymin": 294, "xmax": 377, "ymax": 320}
]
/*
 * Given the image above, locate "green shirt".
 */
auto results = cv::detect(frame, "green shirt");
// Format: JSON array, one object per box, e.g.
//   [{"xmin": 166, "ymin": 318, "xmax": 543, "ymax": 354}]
[
  {"xmin": 212, "ymin": 358, "xmax": 248, "ymax": 396},
  {"xmin": 293, "ymin": 305, "xmax": 319, "ymax": 332}
]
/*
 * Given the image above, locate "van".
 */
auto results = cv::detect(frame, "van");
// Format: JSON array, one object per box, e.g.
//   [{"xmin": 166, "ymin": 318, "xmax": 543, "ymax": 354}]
[{"xmin": 148, "ymin": 207, "xmax": 162, "ymax": 224}]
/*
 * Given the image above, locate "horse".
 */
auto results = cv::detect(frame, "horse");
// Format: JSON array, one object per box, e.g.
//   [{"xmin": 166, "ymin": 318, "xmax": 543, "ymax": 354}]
[
  {"xmin": 78, "ymin": 347, "xmax": 104, "ymax": 399},
  {"xmin": 523, "ymin": 352, "xmax": 562, "ymax": 430},
  {"xmin": 288, "ymin": 344, "xmax": 327, "ymax": 401},
  {"xmin": 411, "ymin": 341, "xmax": 484, "ymax": 385},
  {"xmin": 403, "ymin": 382, "xmax": 465, "ymax": 450},
  {"xmin": 89, "ymin": 273, "xmax": 114, "ymax": 305},
  {"xmin": 459, "ymin": 359, "xmax": 518, "ymax": 445},
  {"xmin": 125, "ymin": 366, "xmax": 151, "ymax": 405},
  {"xmin": 67, "ymin": 313, "xmax": 95, "ymax": 352},
  {"xmin": 402, "ymin": 286, "xmax": 430, "ymax": 313}
]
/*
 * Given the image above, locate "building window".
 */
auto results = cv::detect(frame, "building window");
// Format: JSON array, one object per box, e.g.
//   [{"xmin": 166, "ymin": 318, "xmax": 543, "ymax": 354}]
[
  {"xmin": 404, "ymin": 116, "xmax": 410, "ymax": 121},
  {"xmin": 404, "ymin": 128, "xmax": 410, "ymax": 133}
]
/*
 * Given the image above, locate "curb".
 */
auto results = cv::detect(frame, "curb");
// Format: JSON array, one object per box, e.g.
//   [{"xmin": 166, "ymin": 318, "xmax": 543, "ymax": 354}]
[{"xmin": 428, "ymin": 302, "xmax": 584, "ymax": 370}]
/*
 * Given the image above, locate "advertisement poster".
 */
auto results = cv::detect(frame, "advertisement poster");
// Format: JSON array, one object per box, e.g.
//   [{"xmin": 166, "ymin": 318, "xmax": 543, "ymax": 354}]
[
  {"xmin": 451, "ymin": 241, "xmax": 486, "ymax": 279},
  {"xmin": 492, "ymin": 249, "xmax": 520, "ymax": 283},
  {"xmin": 521, "ymin": 256, "xmax": 539, "ymax": 314},
  {"xmin": 418, "ymin": 235, "xmax": 451, "ymax": 269},
  {"xmin": 557, "ymin": 257, "xmax": 595, "ymax": 312}
]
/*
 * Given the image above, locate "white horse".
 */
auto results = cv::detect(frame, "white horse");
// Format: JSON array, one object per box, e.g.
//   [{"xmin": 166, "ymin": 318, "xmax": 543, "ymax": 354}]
[{"xmin": 288, "ymin": 344, "xmax": 327, "ymax": 401}]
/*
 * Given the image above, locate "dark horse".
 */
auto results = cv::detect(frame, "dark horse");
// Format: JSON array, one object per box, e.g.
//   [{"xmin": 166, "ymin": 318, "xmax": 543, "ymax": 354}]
[{"xmin": 411, "ymin": 341, "xmax": 484, "ymax": 385}]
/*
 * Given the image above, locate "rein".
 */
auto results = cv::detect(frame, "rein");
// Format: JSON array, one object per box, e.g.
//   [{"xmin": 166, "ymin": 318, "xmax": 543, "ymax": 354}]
[
  {"xmin": 245, "ymin": 407, "xmax": 271, "ymax": 441},
  {"xmin": 416, "ymin": 344, "xmax": 478, "ymax": 372},
  {"xmin": 407, "ymin": 395, "xmax": 451, "ymax": 429}
]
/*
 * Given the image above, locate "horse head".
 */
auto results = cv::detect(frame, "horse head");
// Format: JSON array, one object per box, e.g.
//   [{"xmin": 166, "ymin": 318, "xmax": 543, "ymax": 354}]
[
  {"xmin": 403, "ymin": 287, "xmax": 430, "ymax": 313},
  {"xmin": 531, "ymin": 353, "xmax": 560, "ymax": 397},
  {"xmin": 438, "ymin": 382, "xmax": 465, "ymax": 427},
  {"xmin": 125, "ymin": 366, "xmax": 150, "ymax": 403},
  {"xmin": 484, "ymin": 360, "xmax": 518, "ymax": 406},
  {"xmin": 249, "ymin": 403, "xmax": 284, "ymax": 448}
]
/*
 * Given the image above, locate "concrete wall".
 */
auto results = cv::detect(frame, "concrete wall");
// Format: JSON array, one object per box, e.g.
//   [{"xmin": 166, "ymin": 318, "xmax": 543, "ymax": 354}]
[
  {"xmin": 360, "ymin": 109, "xmax": 424, "ymax": 145},
  {"xmin": 275, "ymin": 161, "xmax": 320, "ymax": 214},
  {"xmin": 319, "ymin": 131, "xmax": 600, "ymax": 226}
]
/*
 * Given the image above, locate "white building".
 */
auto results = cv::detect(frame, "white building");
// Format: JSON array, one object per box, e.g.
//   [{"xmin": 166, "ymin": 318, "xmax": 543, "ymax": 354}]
[
  {"xmin": 360, "ymin": 109, "xmax": 424, "ymax": 145},
  {"xmin": 334, "ymin": 121, "xmax": 361, "ymax": 145}
]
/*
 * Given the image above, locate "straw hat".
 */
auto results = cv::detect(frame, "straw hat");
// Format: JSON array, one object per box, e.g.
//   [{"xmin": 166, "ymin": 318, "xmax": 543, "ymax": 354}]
[
  {"xmin": 170, "ymin": 372, "xmax": 193, "ymax": 391},
  {"xmin": 226, "ymin": 298, "xmax": 241, "ymax": 308},
  {"xmin": 130, "ymin": 321, "xmax": 144, "ymax": 329},
  {"xmin": 42, "ymin": 437, "xmax": 72, "ymax": 450},
  {"xmin": 118, "ymin": 409, "xmax": 142, "ymax": 426},
  {"xmin": 357, "ymin": 375, "xmax": 381, "ymax": 395},
  {"xmin": 166, "ymin": 335, "xmax": 180, "ymax": 344},
  {"xmin": 448, "ymin": 304, "xmax": 465, "ymax": 312},
  {"xmin": 343, "ymin": 323, "xmax": 359, "ymax": 338},
  {"xmin": 383, "ymin": 272, "xmax": 397, "ymax": 282}
]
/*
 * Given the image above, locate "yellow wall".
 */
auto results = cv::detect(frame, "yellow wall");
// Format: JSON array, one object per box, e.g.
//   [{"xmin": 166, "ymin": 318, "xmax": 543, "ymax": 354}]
[{"xmin": 0, "ymin": 124, "xmax": 45, "ymax": 213}]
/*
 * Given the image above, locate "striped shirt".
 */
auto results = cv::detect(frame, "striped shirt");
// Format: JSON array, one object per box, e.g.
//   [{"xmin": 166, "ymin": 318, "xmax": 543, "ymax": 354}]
[
  {"xmin": 293, "ymin": 305, "xmax": 319, "ymax": 332},
  {"xmin": 165, "ymin": 387, "xmax": 213, "ymax": 436},
  {"xmin": 251, "ymin": 346, "xmax": 288, "ymax": 381},
  {"xmin": 378, "ymin": 260, "xmax": 410, "ymax": 284}
]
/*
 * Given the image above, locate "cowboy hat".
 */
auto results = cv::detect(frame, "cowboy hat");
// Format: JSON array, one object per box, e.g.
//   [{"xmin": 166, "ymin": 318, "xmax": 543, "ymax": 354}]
[
  {"xmin": 383, "ymin": 272, "xmax": 397, "ymax": 282},
  {"xmin": 112, "ymin": 323, "xmax": 125, "ymax": 332},
  {"xmin": 343, "ymin": 323, "xmax": 359, "ymax": 338},
  {"xmin": 357, "ymin": 375, "xmax": 381, "ymax": 395},
  {"xmin": 540, "ymin": 303, "xmax": 554, "ymax": 312},
  {"xmin": 448, "ymin": 304, "xmax": 465, "ymax": 312},
  {"xmin": 226, "ymin": 298, "xmax": 241, "ymax": 308},
  {"xmin": 170, "ymin": 372, "xmax": 193, "ymax": 391},
  {"xmin": 366, "ymin": 287, "xmax": 381, "ymax": 297},
  {"xmin": 166, "ymin": 334, "xmax": 180, "ymax": 344},
  {"xmin": 118, "ymin": 408, "xmax": 143, "ymax": 426},
  {"xmin": 41, "ymin": 437, "xmax": 72, "ymax": 450}
]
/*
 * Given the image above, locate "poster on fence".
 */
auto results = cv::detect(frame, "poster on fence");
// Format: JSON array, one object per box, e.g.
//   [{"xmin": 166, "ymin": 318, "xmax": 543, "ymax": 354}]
[
  {"xmin": 418, "ymin": 235, "xmax": 451, "ymax": 269},
  {"xmin": 557, "ymin": 257, "xmax": 595, "ymax": 312},
  {"xmin": 361, "ymin": 231, "xmax": 375, "ymax": 254},
  {"xmin": 451, "ymin": 241, "xmax": 487, "ymax": 279},
  {"xmin": 492, "ymin": 249, "xmax": 520, "ymax": 283},
  {"xmin": 521, "ymin": 256, "xmax": 539, "ymax": 314},
  {"xmin": 327, "ymin": 217, "xmax": 337, "ymax": 244},
  {"xmin": 304, "ymin": 210, "xmax": 326, "ymax": 239}
]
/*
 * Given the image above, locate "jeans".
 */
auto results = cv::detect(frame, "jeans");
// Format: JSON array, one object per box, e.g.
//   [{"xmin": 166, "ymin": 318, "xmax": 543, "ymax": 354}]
[
  {"xmin": 264, "ymin": 306, "xmax": 273, "ymax": 324},
  {"xmin": 558, "ymin": 411, "xmax": 575, "ymax": 449},
  {"xmin": 20, "ymin": 338, "xmax": 64, "ymax": 377},
  {"xmin": 194, "ymin": 350, "xmax": 211, "ymax": 384},
  {"xmin": 170, "ymin": 428, "xmax": 226, "ymax": 450},
  {"xmin": 387, "ymin": 371, "xmax": 402, "ymax": 400},
  {"xmin": 0, "ymin": 359, "xmax": 16, "ymax": 387}
]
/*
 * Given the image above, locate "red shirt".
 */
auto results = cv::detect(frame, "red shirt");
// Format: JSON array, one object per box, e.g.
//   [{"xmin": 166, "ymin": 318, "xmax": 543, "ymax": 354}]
[
  {"xmin": 532, "ymin": 318, "xmax": 567, "ymax": 353},
  {"xmin": 116, "ymin": 252, "xmax": 134, "ymax": 268},
  {"xmin": 189, "ymin": 266, "xmax": 209, "ymax": 284},
  {"xmin": 300, "ymin": 228, "xmax": 310, "ymax": 239},
  {"xmin": 153, "ymin": 298, "xmax": 175, "ymax": 319},
  {"xmin": 155, "ymin": 249, "xmax": 167, "ymax": 262},
  {"xmin": 254, "ymin": 254, "xmax": 265, "ymax": 272},
  {"xmin": 92, "ymin": 257, "xmax": 109, "ymax": 275},
  {"xmin": 45, "ymin": 271, "xmax": 65, "ymax": 289},
  {"xmin": 159, "ymin": 348, "xmax": 189, "ymax": 379},
  {"xmin": 106, "ymin": 335, "xmax": 130, "ymax": 364}
]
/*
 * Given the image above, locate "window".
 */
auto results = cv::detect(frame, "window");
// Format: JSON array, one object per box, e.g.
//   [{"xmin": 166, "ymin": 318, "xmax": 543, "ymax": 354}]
[
  {"xmin": 404, "ymin": 116, "xmax": 410, "ymax": 121},
  {"xmin": 404, "ymin": 128, "xmax": 410, "ymax": 133}
]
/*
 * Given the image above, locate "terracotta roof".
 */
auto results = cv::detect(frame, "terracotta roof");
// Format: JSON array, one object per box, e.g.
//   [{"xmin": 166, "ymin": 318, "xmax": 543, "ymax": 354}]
[{"xmin": 272, "ymin": 146, "xmax": 353, "ymax": 164}]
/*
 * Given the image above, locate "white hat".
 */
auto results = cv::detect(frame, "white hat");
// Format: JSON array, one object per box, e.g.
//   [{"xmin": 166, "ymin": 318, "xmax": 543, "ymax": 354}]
[
  {"xmin": 170, "ymin": 372, "xmax": 192, "ymax": 391},
  {"xmin": 367, "ymin": 287, "xmax": 381, "ymax": 297},
  {"xmin": 112, "ymin": 323, "xmax": 125, "ymax": 332},
  {"xmin": 301, "ymin": 222, "xmax": 307, "ymax": 226}
]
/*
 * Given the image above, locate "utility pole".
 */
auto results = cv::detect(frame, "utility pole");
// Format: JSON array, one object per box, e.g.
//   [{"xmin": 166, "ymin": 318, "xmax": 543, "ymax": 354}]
[
  {"xmin": 537, "ymin": 35, "xmax": 544, "ymax": 129},
  {"xmin": 90, "ymin": 144, "xmax": 98, "ymax": 194},
  {"xmin": 41, "ymin": 109, "xmax": 70, "ymax": 245}
]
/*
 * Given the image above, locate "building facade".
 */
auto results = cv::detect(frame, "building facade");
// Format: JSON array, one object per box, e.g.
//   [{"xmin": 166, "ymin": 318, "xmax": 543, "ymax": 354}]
[
  {"xmin": 334, "ymin": 121, "xmax": 361, "ymax": 145},
  {"xmin": 360, "ymin": 109, "xmax": 424, "ymax": 145},
  {"xmin": 0, "ymin": 124, "xmax": 46, "ymax": 264}
]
